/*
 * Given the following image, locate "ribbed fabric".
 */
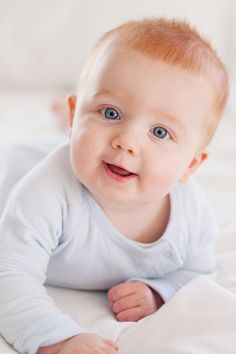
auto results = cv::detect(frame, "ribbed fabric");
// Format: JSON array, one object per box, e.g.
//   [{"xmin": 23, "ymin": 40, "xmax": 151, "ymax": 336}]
[{"xmin": 0, "ymin": 143, "xmax": 217, "ymax": 354}]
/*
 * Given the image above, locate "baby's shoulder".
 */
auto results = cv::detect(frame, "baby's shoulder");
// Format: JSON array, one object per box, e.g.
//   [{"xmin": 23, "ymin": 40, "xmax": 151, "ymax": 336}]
[
  {"xmin": 171, "ymin": 178, "xmax": 217, "ymax": 236},
  {"xmin": 11, "ymin": 143, "xmax": 83, "ymax": 206},
  {"xmin": 173, "ymin": 177, "xmax": 209, "ymax": 211}
]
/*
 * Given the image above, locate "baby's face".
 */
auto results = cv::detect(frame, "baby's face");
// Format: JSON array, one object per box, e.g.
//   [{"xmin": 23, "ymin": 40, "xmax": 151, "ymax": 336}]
[{"xmin": 69, "ymin": 46, "xmax": 213, "ymax": 209}]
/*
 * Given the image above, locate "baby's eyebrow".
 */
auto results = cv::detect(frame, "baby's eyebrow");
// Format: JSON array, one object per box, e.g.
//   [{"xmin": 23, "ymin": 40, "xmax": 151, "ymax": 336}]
[{"xmin": 90, "ymin": 89, "xmax": 129, "ymax": 102}]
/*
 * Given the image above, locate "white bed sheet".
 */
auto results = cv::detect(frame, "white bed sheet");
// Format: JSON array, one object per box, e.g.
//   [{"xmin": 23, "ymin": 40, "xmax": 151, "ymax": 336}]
[{"xmin": 0, "ymin": 96, "xmax": 236, "ymax": 353}]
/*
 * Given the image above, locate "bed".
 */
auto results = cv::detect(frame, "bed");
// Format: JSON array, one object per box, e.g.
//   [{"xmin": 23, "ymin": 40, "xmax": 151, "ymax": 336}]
[{"xmin": 0, "ymin": 1, "xmax": 236, "ymax": 353}]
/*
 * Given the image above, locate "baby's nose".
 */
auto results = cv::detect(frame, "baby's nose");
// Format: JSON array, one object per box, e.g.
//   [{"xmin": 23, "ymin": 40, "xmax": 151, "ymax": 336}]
[{"xmin": 111, "ymin": 130, "xmax": 140, "ymax": 155}]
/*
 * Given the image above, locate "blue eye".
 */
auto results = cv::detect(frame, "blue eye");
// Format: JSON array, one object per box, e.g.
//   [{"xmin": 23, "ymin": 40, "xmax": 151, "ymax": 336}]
[
  {"xmin": 101, "ymin": 107, "xmax": 120, "ymax": 120},
  {"xmin": 152, "ymin": 127, "xmax": 169, "ymax": 139}
]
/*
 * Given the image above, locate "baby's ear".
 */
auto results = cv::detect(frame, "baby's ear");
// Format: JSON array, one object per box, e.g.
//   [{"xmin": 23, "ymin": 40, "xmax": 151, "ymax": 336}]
[
  {"xmin": 179, "ymin": 150, "xmax": 208, "ymax": 183},
  {"xmin": 67, "ymin": 95, "xmax": 77, "ymax": 128}
]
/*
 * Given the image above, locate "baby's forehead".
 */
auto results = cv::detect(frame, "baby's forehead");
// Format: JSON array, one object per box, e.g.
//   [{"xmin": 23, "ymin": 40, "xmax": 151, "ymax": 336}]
[
  {"xmin": 83, "ymin": 41, "xmax": 210, "ymax": 83},
  {"xmin": 85, "ymin": 45, "xmax": 212, "ymax": 90},
  {"xmin": 86, "ymin": 51, "xmax": 212, "ymax": 115},
  {"xmin": 85, "ymin": 51, "xmax": 211, "ymax": 101}
]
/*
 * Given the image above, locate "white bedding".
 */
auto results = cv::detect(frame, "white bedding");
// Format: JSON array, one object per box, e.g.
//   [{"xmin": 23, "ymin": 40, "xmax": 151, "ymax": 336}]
[
  {"xmin": 1, "ymin": 272, "xmax": 236, "ymax": 353},
  {"xmin": 0, "ymin": 110, "xmax": 236, "ymax": 353}
]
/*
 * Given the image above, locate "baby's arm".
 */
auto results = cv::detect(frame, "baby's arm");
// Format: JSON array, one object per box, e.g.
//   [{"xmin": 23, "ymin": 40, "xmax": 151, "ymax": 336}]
[
  {"xmin": 0, "ymin": 158, "xmax": 85, "ymax": 353},
  {"xmin": 108, "ymin": 281, "xmax": 164, "ymax": 322}
]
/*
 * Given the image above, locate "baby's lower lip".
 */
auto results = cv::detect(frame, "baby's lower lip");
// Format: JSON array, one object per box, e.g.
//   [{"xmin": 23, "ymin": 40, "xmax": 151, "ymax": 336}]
[{"xmin": 103, "ymin": 162, "xmax": 137, "ymax": 182}]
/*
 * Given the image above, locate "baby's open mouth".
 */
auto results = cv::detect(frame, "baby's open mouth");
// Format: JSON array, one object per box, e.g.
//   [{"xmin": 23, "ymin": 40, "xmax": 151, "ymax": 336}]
[
  {"xmin": 106, "ymin": 163, "xmax": 134, "ymax": 176},
  {"xmin": 103, "ymin": 162, "xmax": 138, "ymax": 182}
]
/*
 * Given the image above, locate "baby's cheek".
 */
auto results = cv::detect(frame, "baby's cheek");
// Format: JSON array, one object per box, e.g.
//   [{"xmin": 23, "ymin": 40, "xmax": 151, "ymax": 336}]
[{"xmin": 142, "ymin": 169, "xmax": 173, "ymax": 198}]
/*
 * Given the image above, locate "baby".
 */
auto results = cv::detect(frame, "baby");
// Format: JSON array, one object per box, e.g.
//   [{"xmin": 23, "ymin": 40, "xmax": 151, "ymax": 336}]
[{"xmin": 0, "ymin": 17, "xmax": 229, "ymax": 354}]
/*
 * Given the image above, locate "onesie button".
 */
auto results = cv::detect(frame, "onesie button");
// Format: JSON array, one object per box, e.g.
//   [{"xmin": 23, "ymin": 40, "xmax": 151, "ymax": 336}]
[{"xmin": 165, "ymin": 252, "xmax": 171, "ymax": 258}]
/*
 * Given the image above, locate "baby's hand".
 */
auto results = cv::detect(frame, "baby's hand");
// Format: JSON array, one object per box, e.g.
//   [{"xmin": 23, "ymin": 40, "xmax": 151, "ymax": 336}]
[
  {"xmin": 57, "ymin": 334, "xmax": 118, "ymax": 354},
  {"xmin": 37, "ymin": 334, "xmax": 118, "ymax": 354},
  {"xmin": 108, "ymin": 281, "xmax": 164, "ymax": 322}
]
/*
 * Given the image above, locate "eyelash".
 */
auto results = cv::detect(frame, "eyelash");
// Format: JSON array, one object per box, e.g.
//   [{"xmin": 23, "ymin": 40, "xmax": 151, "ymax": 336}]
[{"xmin": 99, "ymin": 106, "xmax": 172, "ymax": 140}]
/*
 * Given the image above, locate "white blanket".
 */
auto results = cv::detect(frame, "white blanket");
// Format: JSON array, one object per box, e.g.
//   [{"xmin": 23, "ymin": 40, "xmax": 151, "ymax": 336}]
[
  {"xmin": 0, "ymin": 115, "xmax": 236, "ymax": 353},
  {"xmin": 1, "ymin": 274, "xmax": 236, "ymax": 353}
]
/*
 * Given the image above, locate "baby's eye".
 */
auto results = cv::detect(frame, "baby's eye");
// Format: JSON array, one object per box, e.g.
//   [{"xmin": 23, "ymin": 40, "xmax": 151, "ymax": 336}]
[
  {"xmin": 100, "ymin": 107, "xmax": 120, "ymax": 120},
  {"xmin": 151, "ymin": 126, "xmax": 170, "ymax": 139}
]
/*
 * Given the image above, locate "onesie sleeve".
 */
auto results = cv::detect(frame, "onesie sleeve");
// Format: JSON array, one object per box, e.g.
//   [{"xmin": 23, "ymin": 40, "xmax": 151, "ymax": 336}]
[
  {"xmin": 128, "ymin": 180, "xmax": 217, "ymax": 303},
  {"xmin": 0, "ymin": 157, "xmax": 84, "ymax": 354}
]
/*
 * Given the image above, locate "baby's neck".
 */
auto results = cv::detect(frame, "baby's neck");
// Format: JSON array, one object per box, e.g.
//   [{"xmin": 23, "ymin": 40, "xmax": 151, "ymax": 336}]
[{"xmin": 101, "ymin": 196, "xmax": 170, "ymax": 244}]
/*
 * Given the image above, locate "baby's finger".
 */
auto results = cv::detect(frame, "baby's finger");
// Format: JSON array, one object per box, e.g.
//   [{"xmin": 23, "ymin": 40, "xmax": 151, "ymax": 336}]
[
  {"xmin": 103, "ymin": 338, "xmax": 119, "ymax": 350},
  {"xmin": 108, "ymin": 283, "xmax": 135, "ymax": 302},
  {"xmin": 116, "ymin": 306, "xmax": 142, "ymax": 322},
  {"xmin": 112, "ymin": 294, "xmax": 139, "ymax": 314},
  {"xmin": 102, "ymin": 345, "xmax": 118, "ymax": 354}
]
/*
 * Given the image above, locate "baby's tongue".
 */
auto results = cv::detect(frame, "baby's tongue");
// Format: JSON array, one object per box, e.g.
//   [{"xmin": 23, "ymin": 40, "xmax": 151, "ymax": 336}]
[{"xmin": 108, "ymin": 164, "xmax": 133, "ymax": 176}]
